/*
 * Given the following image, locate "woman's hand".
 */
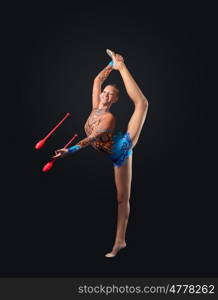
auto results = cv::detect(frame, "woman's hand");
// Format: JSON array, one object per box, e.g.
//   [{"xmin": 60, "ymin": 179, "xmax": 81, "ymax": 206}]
[
  {"xmin": 52, "ymin": 148, "xmax": 69, "ymax": 159},
  {"xmin": 106, "ymin": 49, "xmax": 125, "ymax": 71}
]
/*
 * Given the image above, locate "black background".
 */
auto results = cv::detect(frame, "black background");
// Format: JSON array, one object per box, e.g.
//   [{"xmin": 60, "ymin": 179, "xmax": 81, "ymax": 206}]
[{"xmin": 2, "ymin": 1, "xmax": 217, "ymax": 276}]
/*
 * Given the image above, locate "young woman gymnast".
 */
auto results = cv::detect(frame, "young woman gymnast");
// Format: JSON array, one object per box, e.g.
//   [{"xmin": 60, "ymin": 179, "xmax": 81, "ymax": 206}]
[{"xmin": 53, "ymin": 49, "xmax": 149, "ymax": 257}]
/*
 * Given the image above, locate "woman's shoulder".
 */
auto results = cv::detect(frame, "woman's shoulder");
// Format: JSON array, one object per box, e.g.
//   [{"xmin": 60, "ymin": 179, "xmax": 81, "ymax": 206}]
[{"xmin": 105, "ymin": 111, "xmax": 116, "ymax": 120}]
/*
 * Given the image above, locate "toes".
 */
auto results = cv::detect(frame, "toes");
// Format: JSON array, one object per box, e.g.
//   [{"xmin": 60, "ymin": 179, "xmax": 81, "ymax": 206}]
[
  {"xmin": 105, "ymin": 243, "xmax": 126, "ymax": 258},
  {"xmin": 106, "ymin": 49, "xmax": 114, "ymax": 58},
  {"xmin": 105, "ymin": 252, "xmax": 116, "ymax": 258}
]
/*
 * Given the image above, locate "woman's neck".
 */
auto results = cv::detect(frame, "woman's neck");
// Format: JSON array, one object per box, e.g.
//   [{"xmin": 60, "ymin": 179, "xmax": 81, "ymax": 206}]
[
  {"xmin": 97, "ymin": 104, "xmax": 111, "ymax": 112},
  {"xmin": 95, "ymin": 107, "xmax": 110, "ymax": 115}
]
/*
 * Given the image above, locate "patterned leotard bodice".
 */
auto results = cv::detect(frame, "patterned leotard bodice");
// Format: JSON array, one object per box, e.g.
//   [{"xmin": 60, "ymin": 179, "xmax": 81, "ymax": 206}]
[
  {"xmin": 84, "ymin": 109, "xmax": 133, "ymax": 167},
  {"xmin": 84, "ymin": 109, "xmax": 114, "ymax": 154}
]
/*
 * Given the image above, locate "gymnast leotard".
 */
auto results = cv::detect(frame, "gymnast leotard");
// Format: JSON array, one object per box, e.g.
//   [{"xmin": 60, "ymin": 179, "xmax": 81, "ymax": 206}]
[
  {"xmin": 107, "ymin": 132, "xmax": 132, "ymax": 167},
  {"xmin": 91, "ymin": 131, "xmax": 133, "ymax": 167},
  {"xmin": 68, "ymin": 106, "xmax": 133, "ymax": 167}
]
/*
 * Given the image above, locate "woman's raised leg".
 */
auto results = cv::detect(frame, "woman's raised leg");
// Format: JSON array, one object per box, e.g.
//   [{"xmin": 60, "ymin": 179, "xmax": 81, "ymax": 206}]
[
  {"xmin": 109, "ymin": 50, "xmax": 149, "ymax": 147},
  {"xmin": 119, "ymin": 65, "xmax": 148, "ymax": 147}
]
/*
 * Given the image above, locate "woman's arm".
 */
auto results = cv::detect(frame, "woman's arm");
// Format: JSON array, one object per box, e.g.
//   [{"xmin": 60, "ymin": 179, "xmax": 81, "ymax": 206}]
[
  {"xmin": 92, "ymin": 64, "xmax": 113, "ymax": 109},
  {"xmin": 52, "ymin": 114, "xmax": 115, "ymax": 158}
]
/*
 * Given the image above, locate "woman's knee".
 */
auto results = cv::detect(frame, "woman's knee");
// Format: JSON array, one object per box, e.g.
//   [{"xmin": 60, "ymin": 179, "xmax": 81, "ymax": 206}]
[
  {"xmin": 117, "ymin": 192, "xmax": 130, "ymax": 204},
  {"xmin": 135, "ymin": 98, "xmax": 149, "ymax": 110}
]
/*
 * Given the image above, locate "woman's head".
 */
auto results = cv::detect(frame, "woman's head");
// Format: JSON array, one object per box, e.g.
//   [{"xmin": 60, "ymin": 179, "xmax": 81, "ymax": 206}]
[{"xmin": 100, "ymin": 84, "xmax": 119, "ymax": 106}]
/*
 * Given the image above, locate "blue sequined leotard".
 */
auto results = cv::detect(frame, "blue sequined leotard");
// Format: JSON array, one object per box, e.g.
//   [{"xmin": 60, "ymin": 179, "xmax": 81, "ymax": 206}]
[{"xmin": 107, "ymin": 132, "xmax": 133, "ymax": 167}]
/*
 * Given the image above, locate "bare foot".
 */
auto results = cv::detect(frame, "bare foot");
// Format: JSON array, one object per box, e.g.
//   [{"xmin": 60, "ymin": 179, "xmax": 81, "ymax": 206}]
[
  {"xmin": 106, "ymin": 49, "xmax": 124, "ymax": 70},
  {"xmin": 106, "ymin": 49, "xmax": 114, "ymax": 59},
  {"xmin": 105, "ymin": 242, "xmax": 126, "ymax": 258}
]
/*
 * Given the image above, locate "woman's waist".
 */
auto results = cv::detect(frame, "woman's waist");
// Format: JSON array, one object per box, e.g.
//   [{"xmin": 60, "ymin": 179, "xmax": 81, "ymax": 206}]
[
  {"xmin": 91, "ymin": 140, "xmax": 113, "ymax": 154},
  {"xmin": 92, "ymin": 132, "xmax": 132, "ymax": 155}
]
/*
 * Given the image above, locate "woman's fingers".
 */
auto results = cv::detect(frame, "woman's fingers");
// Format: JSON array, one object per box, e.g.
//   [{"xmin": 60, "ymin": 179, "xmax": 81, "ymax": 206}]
[
  {"xmin": 52, "ymin": 149, "xmax": 64, "ymax": 159},
  {"xmin": 52, "ymin": 153, "xmax": 61, "ymax": 159}
]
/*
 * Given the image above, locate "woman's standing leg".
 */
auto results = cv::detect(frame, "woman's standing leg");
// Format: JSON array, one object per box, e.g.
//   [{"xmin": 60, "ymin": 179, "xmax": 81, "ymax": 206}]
[{"xmin": 105, "ymin": 155, "xmax": 132, "ymax": 258}]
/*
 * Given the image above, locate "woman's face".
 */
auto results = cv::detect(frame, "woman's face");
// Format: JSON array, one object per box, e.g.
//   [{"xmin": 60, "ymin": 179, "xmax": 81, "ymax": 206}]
[{"xmin": 100, "ymin": 85, "xmax": 119, "ymax": 105}]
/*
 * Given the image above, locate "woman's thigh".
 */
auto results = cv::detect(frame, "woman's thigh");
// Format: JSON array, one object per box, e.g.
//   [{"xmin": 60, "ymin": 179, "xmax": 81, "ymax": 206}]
[
  {"xmin": 127, "ymin": 103, "xmax": 148, "ymax": 148},
  {"xmin": 114, "ymin": 155, "xmax": 132, "ymax": 198}
]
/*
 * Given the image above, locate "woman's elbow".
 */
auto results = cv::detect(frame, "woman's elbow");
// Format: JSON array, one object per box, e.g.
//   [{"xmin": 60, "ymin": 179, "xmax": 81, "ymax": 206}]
[{"xmin": 94, "ymin": 76, "xmax": 101, "ymax": 83}]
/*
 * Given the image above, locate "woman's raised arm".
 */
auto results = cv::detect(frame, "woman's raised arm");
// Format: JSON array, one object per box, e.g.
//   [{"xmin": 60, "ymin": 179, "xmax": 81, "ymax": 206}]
[{"xmin": 92, "ymin": 64, "xmax": 113, "ymax": 109}]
